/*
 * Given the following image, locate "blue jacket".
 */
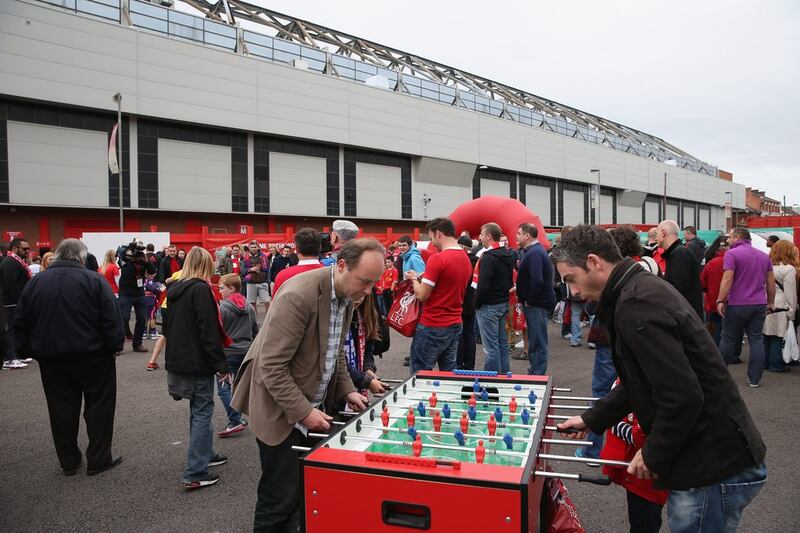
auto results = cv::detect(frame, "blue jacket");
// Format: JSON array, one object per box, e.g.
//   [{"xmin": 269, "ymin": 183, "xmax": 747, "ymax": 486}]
[
  {"xmin": 516, "ymin": 242, "xmax": 555, "ymax": 310},
  {"xmin": 401, "ymin": 245, "xmax": 425, "ymax": 275}
]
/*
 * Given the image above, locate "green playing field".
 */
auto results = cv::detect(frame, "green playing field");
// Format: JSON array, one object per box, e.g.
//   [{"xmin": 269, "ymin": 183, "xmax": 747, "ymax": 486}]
[{"xmin": 364, "ymin": 400, "xmax": 536, "ymax": 466}]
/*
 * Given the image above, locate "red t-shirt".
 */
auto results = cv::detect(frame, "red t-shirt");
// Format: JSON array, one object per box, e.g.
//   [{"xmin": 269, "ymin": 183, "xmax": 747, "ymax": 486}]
[
  {"xmin": 273, "ymin": 261, "xmax": 324, "ymax": 295},
  {"xmin": 100, "ymin": 264, "xmax": 120, "ymax": 295},
  {"xmin": 419, "ymin": 248, "xmax": 472, "ymax": 328},
  {"xmin": 377, "ymin": 267, "xmax": 398, "ymax": 294}
]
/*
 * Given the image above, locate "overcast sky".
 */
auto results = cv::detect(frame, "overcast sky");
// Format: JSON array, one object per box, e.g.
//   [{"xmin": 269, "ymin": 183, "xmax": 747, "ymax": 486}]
[{"xmin": 195, "ymin": 1, "xmax": 799, "ymax": 204}]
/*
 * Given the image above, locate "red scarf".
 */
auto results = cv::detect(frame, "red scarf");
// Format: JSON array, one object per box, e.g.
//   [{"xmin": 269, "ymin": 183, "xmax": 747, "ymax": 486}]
[
  {"xmin": 356, "ymin": 308, "xmax": 367, "ymax": 396},
  {"xmin": 8, "ymin": 252, "xmax": 32, "ymax": 279},
  {"xmin": 170, "ymin": 257, "xmax": 180, "ymax": 274}
]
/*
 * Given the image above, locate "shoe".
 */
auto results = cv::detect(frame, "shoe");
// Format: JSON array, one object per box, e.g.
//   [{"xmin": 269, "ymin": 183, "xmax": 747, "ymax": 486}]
[
  {"xmin": 132, "ymin": 346, "xmax": 148, "ymax": 353},
  {"xmin": 587, "ymin": 343, "xmax": 596, "ymax": 349},
  {"xmin": 563, "ymin": 333, "xmax": 571, "ymax": 339},
  {"xmin": 515, "ymin": 340, "xmax": 524, "ymax": 350},
  {"xmin": 19, "ymin": 357, "xmax": 33, "ymax": 363},
  {"xmin": 151, "ymin": 330, "xmax": 161, "ymax": 338},
  {"xmin": 575, "ymin": 448, "xmax": 600, "ymax": 467},
  {"xmin": 3, "ymin": 359, "xmax": 28, "ymax": 369},
  {"xmin": 570, "ymin": 342, "xmax": 581, "ymax": 348},
  {"xmin": 208, "ymin": 454, "xmax": 228, "ymax": 467},
  {"xmin": 87, "ymin": 456, "xmax": 123, "ymax": 476},
  {"xmin": 748, "ymin": 382, "xmax": 760, "ymax": 388},
  {"xmin": 217, "ymin": 423, "xmax": 247, "ymax": 437},
  {"xmin": 146, "ymin": 362, "xmax": 159, "ymax": 371},
  {"xmin": 181, "ymin": 474, "xmax": 220, "ymax": 490},
  {"xmin": 63, "ymin": 458, "xmax": 83, "ymax": 476}
]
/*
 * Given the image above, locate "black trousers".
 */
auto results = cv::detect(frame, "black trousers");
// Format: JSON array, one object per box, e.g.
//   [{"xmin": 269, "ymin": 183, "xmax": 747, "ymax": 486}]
[
  {"xmin": 626, "ymin": 490, "xmax": 663, "ymax": 533},
  {"xmin": 38, "ymin": 355, "xmax": 117, "ymax": 471},
  {"xmin": 456, "ymin": 315, "xmax": 476, "ymax": 370},
  {"xmin": 255, "ymin": 431, "xmax": 318, "ymax": 533}
]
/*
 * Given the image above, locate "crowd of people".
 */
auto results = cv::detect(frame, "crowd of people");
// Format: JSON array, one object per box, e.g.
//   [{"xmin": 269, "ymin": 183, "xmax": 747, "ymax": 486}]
[{"xmin": 1, "ymin": 216, "xmax": 796, "ymax": 532}]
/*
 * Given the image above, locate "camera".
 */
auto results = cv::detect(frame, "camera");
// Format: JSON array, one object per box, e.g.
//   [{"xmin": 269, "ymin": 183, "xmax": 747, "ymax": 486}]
[
  {"xmin": 121, "ymin": 239, "xmax": 146, "ymax": 264},
  {"xmin": 319, "ymin": 232, "xmax": 333, "ymax": 255}
]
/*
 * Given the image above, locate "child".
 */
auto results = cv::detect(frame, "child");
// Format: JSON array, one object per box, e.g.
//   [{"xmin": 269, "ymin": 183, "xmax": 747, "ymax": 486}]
[
  {"xmin": 600, "ymin": 380, "xmax": 668, "ymax": 533},
  {"xmin": 375, "ymin": 256, "xmax": 398, "ymax": 318},
  {"xmin": 216, "ymin": 273, "xmax": 259, "ymax": 437},
  {"xmin": 144, "ymin": 273, "xmax": 164, "ymax": 339}
]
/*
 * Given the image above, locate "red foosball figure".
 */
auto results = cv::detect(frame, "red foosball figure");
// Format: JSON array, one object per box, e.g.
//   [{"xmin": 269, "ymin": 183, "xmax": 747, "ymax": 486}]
[
  {"xmin": 432, "ymin": 410, "xmax": 442, "ymax": 432},
  {"xmin": 488, "ymin": 413, "xmax": 497, "ymax": 436},
  {"xmin": 407, "ymin": 408, "xmax": 415, "ymax": 428},
  {"xmin": 460, "ymin": 412, "xmax": 469, "ymax": 434},
  {"xmin": 381, "ymin": 407, "xmax": 390, "ymax": 431},
  {"xmin": 468, "ymin": 394, "xmax": 477, "ymax": 408},
  {"xmin": 508, "ymin": 396, "xmax": 518, "ymax": 422},
  {"xmin": 429, "ymin": 392, "xmax": 438, "ymax": 408},
  {"xmin": 475, "ymin": 440, "xmax": 486, "ymax": 464},
  {"xmin": 412, "ymin": 435, "xmax": 422, "ymax": 457}
]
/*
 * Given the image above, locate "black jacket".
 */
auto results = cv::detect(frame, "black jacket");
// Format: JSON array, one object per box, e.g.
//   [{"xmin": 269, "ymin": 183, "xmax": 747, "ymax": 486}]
[
  {"xmin": 516, "ymin": 243, "xmax": 556, "ymax": 310},
  {"xmin": 662, "ymin": 240, "xmax": 704, "ymax": 317},
  {"xmin": 270, "ymin": 255, "xmax": 293, "ymax": 281},
  {"xmin": 158, "ymin": 255, "xmax": 182, "ymax": 283},
  {"xmin": 686, "ymin": 237, "xmax": 707, "ymax": 265},
  {"xmin": 118, "ymin": 259, "xmax": 157, "ymax": 298},
  {"xmin": 461, "ymin": 252, "xmax": 479, "ymax": 318},
  {"xmin": 583, "ymin": 259, "xmax": 765, "ymax": 490},
  {"xmin": 0, "ymin": 256, "xmax": 30, "ymax": 305},
  {"xmin": 474, "ymin": 247, "xmax": 515, "ymax": 308},
  {"xmin": 14, "ymin": 261, "xmax": 124, "ymax": 359},
  {"xmin": 164, "ymin": 278, "xmax": 227, "ymax": 376}
]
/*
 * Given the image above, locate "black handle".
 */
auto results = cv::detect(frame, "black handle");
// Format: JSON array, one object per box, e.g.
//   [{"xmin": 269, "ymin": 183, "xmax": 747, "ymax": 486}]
[
  {"xmin": 578, "ymin": 474, "xmax": 612, "ymax": 486},
  {"xmin": 382, "ymin": 501, "xmax": 431, "ymax": 530},
  {"xmin": 556, "ymin": 428, "xmax": 581, "ymax": 435}
]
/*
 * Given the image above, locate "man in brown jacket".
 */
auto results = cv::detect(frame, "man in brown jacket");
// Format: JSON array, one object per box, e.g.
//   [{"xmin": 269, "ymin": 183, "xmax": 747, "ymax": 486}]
[{"xmin": 232, "ymin": 238, "xmax": 384, "ymax": 532}]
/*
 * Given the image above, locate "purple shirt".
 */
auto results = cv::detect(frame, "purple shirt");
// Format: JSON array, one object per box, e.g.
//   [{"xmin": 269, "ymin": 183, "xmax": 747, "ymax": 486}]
[{"xmin": 723, "ymin": 240, "xmax": 772, "ymax": 305}]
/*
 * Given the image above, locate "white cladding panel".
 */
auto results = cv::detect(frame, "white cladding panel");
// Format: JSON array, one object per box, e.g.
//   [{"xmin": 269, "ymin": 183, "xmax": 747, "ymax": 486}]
[
  {"xmin": 414, "ymin": 182, "xmax": 471, "ymax": 220},
  {"xmin": 666, "ymin": 203, "xmax": 679, "ymax": 222},
  {"xmin": 480, "ymin": 179, "xmax": 510, "ymax": 198},
  {"xmin": 617, "ymin": 204, "xmax": 642, "ymax": 224},
  {"xmin": 644, "ymin": 202, "xmax": 660, "ymax": 225},
  {"xmin": 599, "ymin": 194, "xmax": 614, "ymax": 224},
  {"xmin": 356, "ymin": 163, "xmax": 401, "ymax": 219},
  {"xmin": 269, "ymin": 153, "xmax": 326, "ymax": 216},
  {"xmin": 159, "ymin": 139, "xmax": 231, "ymax": 212},
  {"xmin": 525, "ymin": 185, "xmax": 552, "ymax": 225},
  {"xmin": 412, "ymin": 157, "xmax": 474, "ymax": 219},
  {"xmin": 7, "ymin": 121, "xmax": 108, "ymax": 207},
  {"xmin": 683, "ymin": 205, "xmax": 696, "ymax": 228},
  {"xmin": 563, "ymin": 190, "xmax": 586, "ymax": 226}
]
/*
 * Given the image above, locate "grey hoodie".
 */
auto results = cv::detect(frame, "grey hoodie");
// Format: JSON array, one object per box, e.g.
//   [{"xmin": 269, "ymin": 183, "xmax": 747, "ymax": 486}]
[{"xmin": 219, "ymin": 293, "xmax": 259, "ymax": 357}]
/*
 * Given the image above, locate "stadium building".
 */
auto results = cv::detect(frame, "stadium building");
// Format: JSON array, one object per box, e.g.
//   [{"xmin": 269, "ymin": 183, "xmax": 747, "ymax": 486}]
[{"xmin": 0, "ymin": 0, "xmax": 747, "ymax": 246}]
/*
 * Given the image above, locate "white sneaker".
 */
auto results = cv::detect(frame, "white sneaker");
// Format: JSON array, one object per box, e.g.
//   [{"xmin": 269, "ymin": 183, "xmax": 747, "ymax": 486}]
[
  {"xmin": 3, "ymin": 359, "xmax": 28, "ymax": 370},
  {"xmin": 515, "ymin": 340, "xmax": 524, "ymax": 350},
  {"xmin": 19, "ymin": 358, "xmax": 33, "ymax": 363}
]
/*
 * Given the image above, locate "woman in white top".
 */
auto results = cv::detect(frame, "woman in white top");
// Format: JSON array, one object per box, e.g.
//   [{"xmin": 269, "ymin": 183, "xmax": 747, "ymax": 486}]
[{"xmin": 763, "ymin": 240, "xmax": 798, "ymax": 372}]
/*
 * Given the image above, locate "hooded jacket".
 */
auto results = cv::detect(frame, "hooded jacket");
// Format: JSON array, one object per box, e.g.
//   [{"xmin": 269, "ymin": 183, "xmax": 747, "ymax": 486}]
[
  {"xmin": 686, "ymin": 236, "xmax": 707, "ymax": 265},
  {"xmin": 583, "ymin": 259, "xmax": 765, "ymax": 490},
  {"xmin": 164, "ymin": 278, "xmax": 227, "ymax": 376},
  {"xmin": 401, "ymin": 245, "xmax": 426, "ymax": 275},
  {"xmin": 662, "ymin": 239, "xmax": 704, "ymax": 318},
  {"xmin": 220, "ymin": 293, "xmax": 259, "ymax": 357},
  {"xmin": 474, "ymin": 246, "xmax": 515, "ymax": 308}
]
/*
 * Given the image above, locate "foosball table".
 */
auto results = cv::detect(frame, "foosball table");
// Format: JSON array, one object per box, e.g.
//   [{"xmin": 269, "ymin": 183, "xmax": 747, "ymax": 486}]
[{"xmin": 297, "ymin": 370, "xmax": 620, "ymax": 532}]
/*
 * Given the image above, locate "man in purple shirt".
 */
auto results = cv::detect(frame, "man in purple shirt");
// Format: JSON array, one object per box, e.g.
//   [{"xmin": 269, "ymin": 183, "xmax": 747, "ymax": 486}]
[{"xmin": 716, "ymin": 227, "xmax": 775, "ymax": 387}]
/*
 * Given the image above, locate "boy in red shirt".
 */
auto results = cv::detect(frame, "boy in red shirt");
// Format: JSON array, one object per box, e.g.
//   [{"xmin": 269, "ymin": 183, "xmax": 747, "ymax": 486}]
[
  {"xmin": 405, "ymin": 217, "xmax": 472, "ymax": 373},
  {"xmin": 376, "ymin": 256, "xmax": 398, "ymax": 318}
]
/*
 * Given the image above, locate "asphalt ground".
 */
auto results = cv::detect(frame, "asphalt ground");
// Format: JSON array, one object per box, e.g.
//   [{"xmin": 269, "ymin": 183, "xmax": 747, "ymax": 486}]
[{"xmin": 1, "ymin": 318, "xmax": 798, "ymax": 532}]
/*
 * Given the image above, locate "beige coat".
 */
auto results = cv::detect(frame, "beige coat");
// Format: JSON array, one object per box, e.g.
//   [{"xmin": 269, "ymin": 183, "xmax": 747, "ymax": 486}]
[
  {"xmin": 231, "ymin": 266, "xmax": 355, "ymax": 446},
  {"xmin": 763, "ymin": 264, "xmax": 797, "ymax": 337}
]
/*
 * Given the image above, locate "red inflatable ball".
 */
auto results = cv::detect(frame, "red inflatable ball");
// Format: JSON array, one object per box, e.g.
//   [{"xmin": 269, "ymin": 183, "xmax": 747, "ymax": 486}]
[{"xmin": 448, "ymin": 196, "xmax": 550, "ymax": 250}]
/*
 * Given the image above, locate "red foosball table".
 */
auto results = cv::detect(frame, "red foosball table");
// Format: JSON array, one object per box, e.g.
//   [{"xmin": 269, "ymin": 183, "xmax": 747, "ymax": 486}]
[{"xmin": 297, "ymin": 370, "xmax": 614, "ymax": 532}]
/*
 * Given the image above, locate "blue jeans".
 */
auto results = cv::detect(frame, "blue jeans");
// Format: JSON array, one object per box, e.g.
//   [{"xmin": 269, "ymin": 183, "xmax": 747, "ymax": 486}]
[
  {"xmin": 570, "ymin": 301, "xmax": 584, "ymax": 345},
  {"xmin": 708, "ymin": 312, "xmax": 723, "ymax": 347},
  {"xmin": 764, "ymin": 335, "xmax": 785, "ymax": 371},
  {"xmin": 410, "ymin": 323, "xmax": 462, "ymax": 373},
  {"xmin": 584, "ymin": 345, "xmax": 617, "ymax": 457},
  {"xmin": 182, "ymin": 376, "xmax": 217, "ymax": 482},
  {"xmin": 523, "ymin": 305, "xmax": 549, "ymax": 375},
  {"xmin": 719, "ymin": 304, "xmax": 766, "ymax": 384},
  {"xmin": 668, "ymin": 461, "xmax": 767, "ymax": 533},
  {"xmin": 118, "ymin": 294, "xmax": 148, "ymax": 348},
  {"xmin": 476, "ymin": 303, "xmax": 510, "ymax": 374},
  {"xmin": 216, "ymin": 353, "xmax": 245, "ymax": 427}
]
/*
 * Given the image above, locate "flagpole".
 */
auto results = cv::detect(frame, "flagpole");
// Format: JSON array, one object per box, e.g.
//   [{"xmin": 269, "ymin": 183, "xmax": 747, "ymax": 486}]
[{"xmin": 112, "ymin": 92, "xmax": 123, "ymax": 231}]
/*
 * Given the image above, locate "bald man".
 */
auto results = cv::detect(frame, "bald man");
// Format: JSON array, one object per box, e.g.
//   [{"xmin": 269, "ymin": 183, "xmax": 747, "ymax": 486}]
[{"xmin": 656, "ymin": 220, "xmax": 703, "ymax": 317}]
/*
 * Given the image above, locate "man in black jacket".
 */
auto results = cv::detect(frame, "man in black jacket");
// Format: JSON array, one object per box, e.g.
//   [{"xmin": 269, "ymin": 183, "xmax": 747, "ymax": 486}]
[
  {"xmin": 14, "ymin": 239, "xmax": 125, "ymax": 476},
  {"xmin": 0, "ymin": 238, "xmax": 32, "ymax": 369},
  {"xmin": 657, "ymin": 220, "xmax": 704, "ymax": 318},
  {"xmin": 118, "ymin": 249, "xmax": 157, "ymax": 352},
  {"xmin": 554, "ymin": 225, "xmax": 766, "ymax": 532},
  {"xmin": 474, "ymin": 223, "xmax": 515, "ymax": 374},
  {"xmin": 456, "ymin": 235, "xmax": 478, "ymax": 370}
]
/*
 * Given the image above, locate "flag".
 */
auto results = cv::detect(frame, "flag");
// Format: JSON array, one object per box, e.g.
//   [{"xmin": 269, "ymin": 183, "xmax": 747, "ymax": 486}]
[{"xmin": 108, "ymin": 122, "xmax": 119, "ymax": 174}]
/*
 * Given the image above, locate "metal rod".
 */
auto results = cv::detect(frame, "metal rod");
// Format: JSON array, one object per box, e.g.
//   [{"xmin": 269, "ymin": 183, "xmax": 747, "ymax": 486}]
[
  {"xmin": 112, "ymin": 92, "xmax": 124, "ymax": 231},
  {"xmin": 538, "ymin": 453, "xmax": 630, "ymax": 468},
  {"xmin": 553, "ymin": 388, "xmax": 573, "ymax": 392},
  {"xmin": 401, "ymin": 393, "xmax": 537, "ymax": 410},
  {"xmin": 344, "ymin": 434, "xmax": 526, "ymax": 457},
  {"xmin": 417, "ymin": 380, "xmax": 540, "ymax": 394},
  {"xmin": 360, "ymin": 423, "xmax": 512, "ymax": 443},
  {"xmin": 544, "ymin": 426, "xmax": 580, "ymax": 433},
  {"xmin": 541, "ymin": 439, "xmax": 591, "ymax": 446},
  {"xmin": 380, "ymin": 379, "xmax": 404, "ymax": 384},
  {"xmin": 309, "ymin": 432, "xmax": 330, "ymax": 439},
  {"xmin": 378, "ymin": 413, "xmax": 533, "ymax": 430},
  {"xmin": 291, "ymin": 446, "xmax": 311, "ymax": 452},
  {"xmin": 413, "ymin": 386, "xmax": 539, "ymax": 402},
  {"xmin": 551, "ymin": 396, "xmax": 600, "ymax": 402},
  {"xmin": 534, "ymin": 471, "xmax": 612, "ymax": 486},
  {"xmin": 399, "ymin": 401, "xmax": 531, "ymax": 418},
  {"xmin": 546, "ymin": 414, "xmax": 571, "ymax": 420},
  {"xmin": 549, "ymin": 404, "xmax": 591, "ymax": 410}
]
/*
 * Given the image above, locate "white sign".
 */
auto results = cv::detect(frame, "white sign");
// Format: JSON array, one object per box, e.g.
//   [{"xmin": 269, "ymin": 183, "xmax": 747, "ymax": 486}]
[{"xmin": 81, "ymin": 232, "xmax": 171, "ymax": 261}]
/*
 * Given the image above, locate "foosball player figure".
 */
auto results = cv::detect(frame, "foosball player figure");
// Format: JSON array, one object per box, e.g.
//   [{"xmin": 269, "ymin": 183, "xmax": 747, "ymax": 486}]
[
  {"xmin": 442, "ymin": 404, "xmax": 451, "ymax": 419},
  {"xmin": 417, "ymin": 401, "xmax": 427, "ymax": 417},
  {"xmin": 487, "ymin": 414, "xmax": 497, "ymax": 437},
  {"xmin": 407, "ymin": 408, "xmax": 415, "ymax": 427},
  {"xmin": 468, "ymin": 406, "xmax": 477, "ymax": 420},
  {"xmin": 468, "ymin": 394, "xmax": 477, "ymax": 408},
  {"xmin": 412, "ymin": 435, "xmax": 423, "ymax": 457},
  {"xmin": 429, "ymin": 392, "xmax": 438, "ymax": 407},
  {"xmin": 460, "ymin": 412, "xmax": 469, "ymax": 433},
  {"xmin": 432, "ymin": 410, "xmax": 442, "ymax": 432},
  {"xmin": 381, "ymin": 407, "xmax": 390, "ymax": 433},
  {"xmin": 508, "ymin": 396, "xmax": 518, "ymax": 421},
  {"xmin": 475, "ymin": 440, "xmax": 486, "ymax": 464}
]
